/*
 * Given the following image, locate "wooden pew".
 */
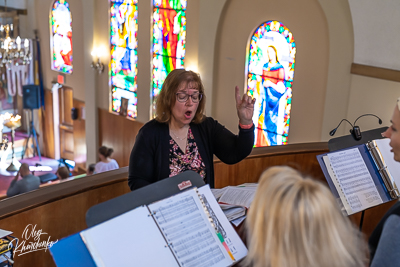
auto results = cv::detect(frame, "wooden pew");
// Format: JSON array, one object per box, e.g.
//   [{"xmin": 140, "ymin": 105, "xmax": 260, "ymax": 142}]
[
  {"xmin": 0, "ymin": 167, "xmax": 130, "ymax": 267},
  {"xmin": 0, "ymin": 143, "xmax": 394, "ymax": 266}
]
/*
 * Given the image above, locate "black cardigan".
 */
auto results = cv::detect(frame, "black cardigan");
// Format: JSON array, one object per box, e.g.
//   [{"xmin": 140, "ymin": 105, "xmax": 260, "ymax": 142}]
[{"xmin": 128, "ymin": 117, "xmax": 254, "ymax": 190}]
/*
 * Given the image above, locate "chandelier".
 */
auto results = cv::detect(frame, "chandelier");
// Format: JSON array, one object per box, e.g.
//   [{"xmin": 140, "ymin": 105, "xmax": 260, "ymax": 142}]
[{"xmin": 0, "ymin": 24, "xmax": 31, "ymax": 67}]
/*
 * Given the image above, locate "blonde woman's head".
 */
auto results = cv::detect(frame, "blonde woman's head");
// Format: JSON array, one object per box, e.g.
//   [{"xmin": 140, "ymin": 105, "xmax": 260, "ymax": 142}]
[{"xmin": 245, "ymin": 166, "xmax": 367, "ymax": 267}]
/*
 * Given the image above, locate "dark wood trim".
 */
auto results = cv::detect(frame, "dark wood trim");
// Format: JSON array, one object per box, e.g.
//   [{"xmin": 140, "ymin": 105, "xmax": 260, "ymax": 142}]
[
  {"xmin": 0, "ymin": 167, "xmax": 129, "ymax": 220},
  {"xmin": 351, "ymin": 63, "xmax": 400, "ymax": 82}
]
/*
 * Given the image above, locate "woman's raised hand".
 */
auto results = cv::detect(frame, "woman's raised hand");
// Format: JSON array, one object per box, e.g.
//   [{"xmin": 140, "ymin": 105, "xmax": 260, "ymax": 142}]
[{"xmin": 235, "ymin": 86, "xmax": 256, "ymax": 125}]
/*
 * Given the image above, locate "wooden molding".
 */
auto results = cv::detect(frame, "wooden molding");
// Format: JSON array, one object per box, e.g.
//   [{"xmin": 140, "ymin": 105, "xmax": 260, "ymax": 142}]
[{"xmin": 351, "ymin": 63, "xmax": 400, "ymax": 82}]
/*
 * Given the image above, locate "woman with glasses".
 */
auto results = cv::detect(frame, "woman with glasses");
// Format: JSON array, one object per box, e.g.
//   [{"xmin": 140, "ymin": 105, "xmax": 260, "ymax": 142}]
[{"xmin": 128, "ymin": 69, "xmax": 256, "ymax": 190}]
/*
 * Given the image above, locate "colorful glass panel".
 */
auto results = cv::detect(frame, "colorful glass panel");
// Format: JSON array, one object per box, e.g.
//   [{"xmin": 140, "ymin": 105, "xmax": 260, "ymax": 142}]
[
  {"xmin": 151, "ymin": 0, "xmax": 187, "ymax": 117},
  {"xmin": 110, "ymin": 0, "xmax": 138, "ymax": 118},
  {"xmin": 50, "ymin": 0, "xmax": 73, "ymax": 74},
  {"xmin": 246, "ymin": 21, "xmax": 296, "ymax": 147}
]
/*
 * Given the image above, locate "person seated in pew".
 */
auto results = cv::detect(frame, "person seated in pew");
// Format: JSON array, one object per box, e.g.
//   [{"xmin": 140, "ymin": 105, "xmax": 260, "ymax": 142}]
[
  {"xmin": 245, "ymin": 166, "xmax": 368, "ymax": 267},
  {"xmin": 56, "ymin": 166, "xmax": 71, "ymax": 180},
  {"xmin": 87, "ymin": 163, "xmax": 96, "ymax": 176},
  {"xmin": 7, "ymin": 163, "xmax": 40, "ymax": 197},
  {"xmin": 369, "ymin": 97, "xmax": 400, "ymax": 265},
  {"xmin": 128, "ymin": 69, "xmax": 256, "ymax": 190},
  {"xmin": 95, "ymin": 146, "xmax": 119, "ymax": 174}
]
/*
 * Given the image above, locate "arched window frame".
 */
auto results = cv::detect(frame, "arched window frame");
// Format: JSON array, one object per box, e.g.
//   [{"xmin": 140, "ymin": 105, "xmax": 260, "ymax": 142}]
[
  {"xmin": 246, "ymin": 20, "xmax": 296, "ymax": 147},
  {"xmin": 50, "ymin": 0, "xmax": 73, "ymax": 74},
  {"xmin": 109, "ymin": 0, "xmax": 139, "ymax": 119},
  {"xmin": 151, "ymin": 0, "xmax": 187, "ymax": 118}
]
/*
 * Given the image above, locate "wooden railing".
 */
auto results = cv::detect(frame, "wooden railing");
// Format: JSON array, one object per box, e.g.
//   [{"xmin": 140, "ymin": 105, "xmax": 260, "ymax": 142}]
[
  {"xmin": 0, "ymin": 143, "xmax": 394, "ymax": 266},
  {"xmin": 0, "ymin": 167, "xmax": 130, "ymax": 267}
]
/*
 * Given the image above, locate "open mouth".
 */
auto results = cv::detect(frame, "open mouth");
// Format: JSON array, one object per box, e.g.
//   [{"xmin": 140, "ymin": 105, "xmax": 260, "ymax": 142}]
[{"xmin": 185, "ymin": 111, "xmax": 192, "ymax": 118}]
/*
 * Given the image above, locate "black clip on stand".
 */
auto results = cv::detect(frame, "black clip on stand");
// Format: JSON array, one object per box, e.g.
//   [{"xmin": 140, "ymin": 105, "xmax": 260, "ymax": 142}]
[{"xmin": 22, "ymin": 108, "xmax": 41, "ymax": 161}]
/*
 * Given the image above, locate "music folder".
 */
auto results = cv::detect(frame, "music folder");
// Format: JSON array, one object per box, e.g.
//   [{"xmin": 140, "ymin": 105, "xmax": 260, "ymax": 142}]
[
  {"xmin": 80, "ymin": 186, "xmax": 247, "ymax": 266},
  {"xmin": 317, "ymin": 138, "xmax": 400, "ymax": 215},
  {"xmin": 49, "ymin": 171, "xmax": 247, "ymax": 266}
]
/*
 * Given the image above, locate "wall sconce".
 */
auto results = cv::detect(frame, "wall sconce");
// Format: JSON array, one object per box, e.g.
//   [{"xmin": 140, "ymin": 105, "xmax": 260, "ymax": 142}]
[{"xmin": 91, "ymin": 47, "xmax": 104, "ymax": 74}]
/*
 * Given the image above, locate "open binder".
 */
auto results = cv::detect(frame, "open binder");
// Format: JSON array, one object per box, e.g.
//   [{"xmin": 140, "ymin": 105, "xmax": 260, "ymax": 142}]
[
  {"xmin": 317, "ymin": 138, "xmax": 400, "ymax": 215},
  {"xmin": 79, "ymin": 185, "xmax": 247, "ymax": 267}
]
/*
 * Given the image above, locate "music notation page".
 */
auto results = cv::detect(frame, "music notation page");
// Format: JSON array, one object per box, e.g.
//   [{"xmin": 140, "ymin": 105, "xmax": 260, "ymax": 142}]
[
  {"xmin": 148, "ymin": 189, "xmax": 233, "ymax": 267},
  {"xmin": 80, "ymin": 205, "xmax": 178, "ymax": 267},
  {"xmin": 326, "ymin": 147, "xmax": 383, "ymax": 214}
]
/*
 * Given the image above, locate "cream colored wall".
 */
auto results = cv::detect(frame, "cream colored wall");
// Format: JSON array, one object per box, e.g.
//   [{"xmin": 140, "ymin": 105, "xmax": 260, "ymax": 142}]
[
  {"xmin": 213, "ymin": 0, "xmax": 329, "ymax": 143},
  {"xmin": 19, "ymin": 0, "xmax": 399, "ymax": 159},
  {"xmin": 26, "ymin": 0, "xmax": 97, "ymax": 164},
  {"xmin": 318, "ymin": 0, "xmax": 354, "ymax": 141},
  {"xmin": 346, "ymin": 75, "xmax": 400, "ymax": 134},
  {"xmin": 33, "ymin": 0, "xmax": 86, "ymax": 101}
]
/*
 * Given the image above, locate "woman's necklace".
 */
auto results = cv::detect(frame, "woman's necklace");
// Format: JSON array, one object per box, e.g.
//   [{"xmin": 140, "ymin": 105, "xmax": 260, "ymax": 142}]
[{"xmin": 170, "ymin": 129, "xmax": 187, "ymax": 141}]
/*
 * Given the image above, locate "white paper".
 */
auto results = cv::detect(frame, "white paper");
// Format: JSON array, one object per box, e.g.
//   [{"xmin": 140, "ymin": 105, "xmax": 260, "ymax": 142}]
[
  {"xmin": 149, "ymin": 188, "xmax": 233, "ymax": 267},
  {"xmin": 323, "ymin": 155, "xmax": 352, "ymax": 214},
  {"xmin": 0, "ymin": 229, "xmax": 13, "ymax": 239},
  {"xmin": 231, "ymin": 216, "xmax": 246, "ymax": 227},
  {"xmin": 80, "ymin": 206, "xmax": 178, "ymax": 267},
  {"xmin": 218, "ymin": 186, "xmax": 257, "ymax": 209},
  {"xmin": 327, "ymin": 148, "xmax": 383, "ymax": 214},
  {"xmin": 374, "ymin": 138, "xmax": 400, "ymax": 188},
  {"xmin": 211, "ymin": 188, "xmax": 226, "ymax": 200},
  {"xmin": 198, "ymin": 185, "xmax": 248, "ymax": 262}
]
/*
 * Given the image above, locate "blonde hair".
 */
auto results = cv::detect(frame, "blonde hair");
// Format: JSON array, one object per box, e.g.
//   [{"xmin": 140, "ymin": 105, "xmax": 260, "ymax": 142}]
[
  {"xmin": 245, "ymin": 166, "xmax": 367, "ymax": 267},
  {"xmin": 155, "ymin": 69, "xmax": 205, "ymax": 124}
]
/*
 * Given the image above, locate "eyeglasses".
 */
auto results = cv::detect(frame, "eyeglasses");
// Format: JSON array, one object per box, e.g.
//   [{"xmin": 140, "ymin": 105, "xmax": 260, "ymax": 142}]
[{"xmin": 176, "ymin": 92, "xmax": 203, "ymax": 103}]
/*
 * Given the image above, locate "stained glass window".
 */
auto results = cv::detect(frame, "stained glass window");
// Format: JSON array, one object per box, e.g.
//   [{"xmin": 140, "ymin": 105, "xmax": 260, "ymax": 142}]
[
  {"xmin": 110, "ymin": 0, "xmax": 138, "ymax": 118},
  {"xmin": 50, "ymin": 0, "xmax": 73, "ymax": 74},
  {"xmin": 246, "ymin": 21, "xmax": 296, "ymax": 147},
  {"xmin": 151, "ymin": 0, "xmax": 187, "ymax": 117}
]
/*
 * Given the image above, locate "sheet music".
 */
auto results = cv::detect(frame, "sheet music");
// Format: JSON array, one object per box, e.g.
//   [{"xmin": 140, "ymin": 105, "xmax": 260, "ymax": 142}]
[
  {"xmin": 218, "ymin": 186, "xmax": 257, "ymax": 209},
  {"xmin": 80, "ymin": 206, "xmax": 178, "ymax": 267},
  {"xmin": 198, "ymin": 185, "xmax": 248, "ymax": 262},
  {"xmin": 327, "ymin": 148, "xmax": 383, "ymax": 214},
  {"xmin": 148, "ymin": 188, "xmax": 233, "ymax": 267}
]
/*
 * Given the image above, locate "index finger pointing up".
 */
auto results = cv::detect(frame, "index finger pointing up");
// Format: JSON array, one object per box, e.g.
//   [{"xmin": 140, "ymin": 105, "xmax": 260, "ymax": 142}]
[{"xmin": 235, "ymin": 86, "xmax": 241, "ymax": 104}]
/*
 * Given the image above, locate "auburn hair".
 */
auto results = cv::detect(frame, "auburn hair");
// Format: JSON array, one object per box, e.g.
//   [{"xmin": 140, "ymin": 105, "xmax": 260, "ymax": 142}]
[{"xmin": 155, "ymin": 69, "xmax": 206, "ymax": 124}]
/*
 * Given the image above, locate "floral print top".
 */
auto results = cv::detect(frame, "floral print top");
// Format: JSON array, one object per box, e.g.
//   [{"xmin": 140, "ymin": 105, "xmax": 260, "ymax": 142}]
[{"xmin": 169, "ymin": 127, "xmax": 206, "ymax": 181}]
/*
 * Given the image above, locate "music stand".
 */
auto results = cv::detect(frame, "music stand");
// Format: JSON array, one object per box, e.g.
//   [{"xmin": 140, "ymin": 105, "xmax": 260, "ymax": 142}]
[
  {"xmin": 328, "ymin": 126, "xmax": 388, "ymax": 152},
  {"xmin": 328, "ymin": 126, "xmax": 388, "ymax": 231},
  {"xmin": 22, "ymin": 109, "xmax": 41, "ymax": 161}
]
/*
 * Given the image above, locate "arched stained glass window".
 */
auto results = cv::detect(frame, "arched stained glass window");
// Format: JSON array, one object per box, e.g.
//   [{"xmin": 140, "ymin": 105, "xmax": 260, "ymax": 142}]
[
  {"xmin": 151, "ymin": 0, "xmax": 187, "ymax": 117},
  {"xmin": 50, "ymin": 0, "xmax": 73, "ymax": 74},
  {"xmin": 110, "ymin": 0, "xmax": 138, "ymax": 118},
  {"xmin": 246, "ymin": 21, "xmax": 296, "ymax": 147}
]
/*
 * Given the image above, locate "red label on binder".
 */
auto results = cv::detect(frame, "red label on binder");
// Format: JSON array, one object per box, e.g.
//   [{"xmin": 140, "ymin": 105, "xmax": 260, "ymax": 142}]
[{"xmin": 178, "ymin": 180, "xmax": 192, "ymax": 190}]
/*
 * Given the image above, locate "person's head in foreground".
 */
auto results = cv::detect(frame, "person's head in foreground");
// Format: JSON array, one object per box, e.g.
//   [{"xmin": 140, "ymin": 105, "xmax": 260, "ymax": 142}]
[
  {"xmin": 382, "ymin": 97, "xmax": 400, "ymax": 162},
  {"xmin": 155, "ymin": 68, "xmax": 206, "ymax": 126},
  {"xmin": 245, "ymin": 166, "xmax": 367, "ymax": 267}
]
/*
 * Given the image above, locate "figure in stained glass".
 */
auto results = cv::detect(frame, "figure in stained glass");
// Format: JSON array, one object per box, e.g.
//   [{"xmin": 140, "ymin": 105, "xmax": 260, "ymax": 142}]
[
  {"xmin": 51, "ymin": 0, "xmax": 73, "ymax": 74},
  {"xmin": 247, "ymin": 21, "xmax": 296, "ymax": 147}
]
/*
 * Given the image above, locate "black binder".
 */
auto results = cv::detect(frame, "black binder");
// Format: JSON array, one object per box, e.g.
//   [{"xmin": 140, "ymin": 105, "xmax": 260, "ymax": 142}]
[{"xmin": 86, "ymin": 170, "xmax": 205, "ymax": 227}]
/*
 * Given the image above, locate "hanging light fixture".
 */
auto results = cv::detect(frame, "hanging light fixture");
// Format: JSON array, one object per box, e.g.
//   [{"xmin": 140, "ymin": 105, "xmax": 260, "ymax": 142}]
[{"xmin": 0, "ymin": 0, "xmax": 32, "ymax": 68}]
